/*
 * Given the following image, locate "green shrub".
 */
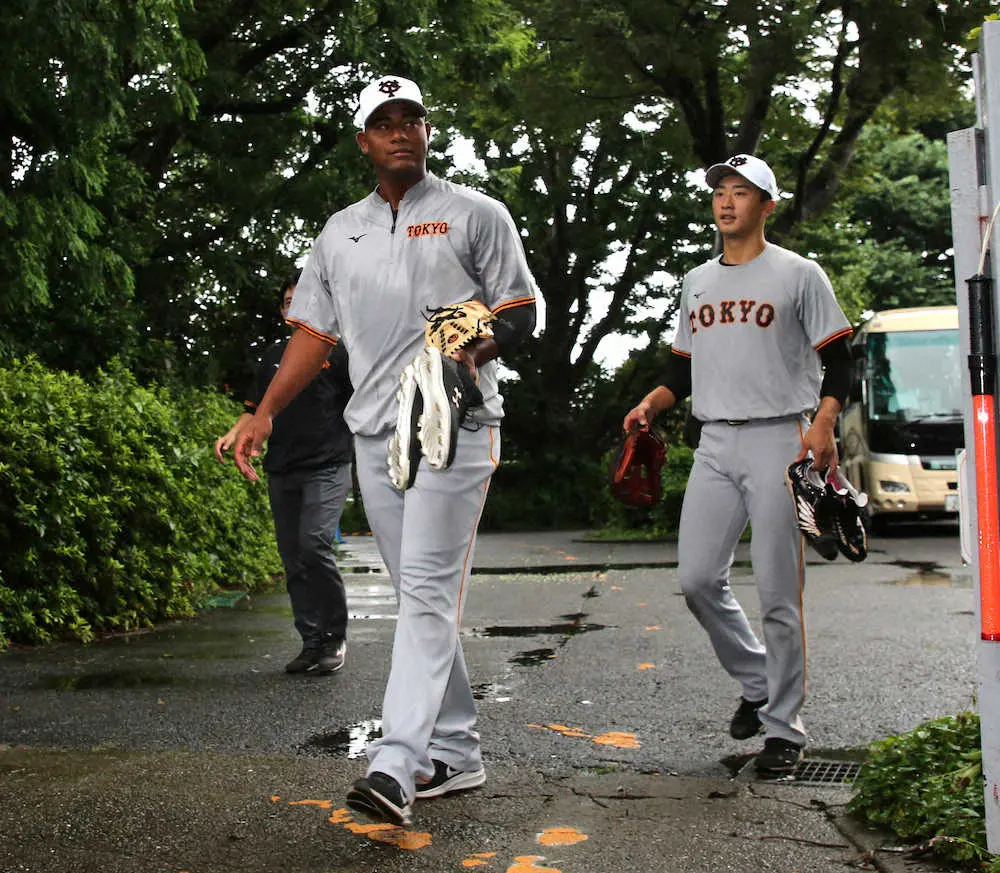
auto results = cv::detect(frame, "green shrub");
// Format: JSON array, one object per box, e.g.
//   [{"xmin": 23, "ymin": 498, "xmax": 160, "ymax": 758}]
[
  {"xmin": 0, "ymin": 358, "xmax": 281, "ymax": 649},
  {"xmin": 848, "ymin": 711, "xmax": 996, "ymax": 867}
]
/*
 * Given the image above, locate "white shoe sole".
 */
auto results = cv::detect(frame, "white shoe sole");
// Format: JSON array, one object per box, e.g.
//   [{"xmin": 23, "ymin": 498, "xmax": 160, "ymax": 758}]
[
  {"xmin": 388, "ymin": 360, "xmax": 422, "ymax": 490},
  {"xmin": 414, "ymin": 347, "xmax": 456, "ymax": 470},
  {"xmin": 415, "ymin": 766, "xmax": 486, "ymax": 799}
]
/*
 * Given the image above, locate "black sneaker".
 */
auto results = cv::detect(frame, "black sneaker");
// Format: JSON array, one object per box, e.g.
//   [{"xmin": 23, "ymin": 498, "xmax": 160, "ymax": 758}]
[
  {"xmin": 415, "ymin": 760, "xmax": 487, "ymax": 799},
  {"xmin": 346, "ymin": 772, "xmax": 413, "ymax": 826},
  {"xmin": 729, "ymin": 697, "xmax": 767, "ymax": 740},
  {"xmin": 284, "ymin": 646, "xmax": 322, "ymax": 674},
  {"xmin": 387, "ymin": 359, "xmax": 424, "ymax": 491},
  {"xmin": 415, "ymin": 346, "xmax": 483, "ymax": 470},
  {"xmin": 786, "ymin": 460, "xmax": 839, "ymax": 561},
  {"xmin": 755, "ymin": 737, "xmax": 804, "ymax": 775},
  {"xmin": 316, "ymin": 639, "xmax": 346, "ymax": 674}
]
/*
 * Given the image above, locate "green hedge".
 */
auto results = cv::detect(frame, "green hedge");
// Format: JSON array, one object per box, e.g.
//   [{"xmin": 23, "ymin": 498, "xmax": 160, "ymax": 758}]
[
  {"xmin": 598, "ymin": 439, "xmax": 695, "ymax": 538},
  {"xmin": 0, "ymin": 358, "xmax": 281, "ymax": 649}
]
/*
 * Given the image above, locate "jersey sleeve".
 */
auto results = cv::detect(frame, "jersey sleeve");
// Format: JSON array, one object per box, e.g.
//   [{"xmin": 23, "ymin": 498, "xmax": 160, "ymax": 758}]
[
  {"xmin": 799, "ymin": 260, "xmax": 852, "ymax": 349},
  {"xmin": 285, "ymin": 232, "xmax": 341, "ymax": 345},
  {"xmin": 471, "ymin": 199, "xmax": 539, "ymax": 315},
  {"xmin": 671, "ymin": 277, "xmax": 693, "ymax": 356}
]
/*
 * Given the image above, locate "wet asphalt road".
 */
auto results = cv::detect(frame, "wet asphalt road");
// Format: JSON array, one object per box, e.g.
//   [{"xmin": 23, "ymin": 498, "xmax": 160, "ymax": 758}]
[
  {"xmin": 0, "ymin": 522, "xmax": 976, "ymax": 873},
  {"xmin": 0, "ymin": 522, "xmax": 973, "ymax": 776}
]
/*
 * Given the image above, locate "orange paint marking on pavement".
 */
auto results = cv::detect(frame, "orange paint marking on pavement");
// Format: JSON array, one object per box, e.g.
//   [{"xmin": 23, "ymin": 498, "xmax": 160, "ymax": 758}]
[
  {"xmin": 637, "ymin": 663, "xmax": 655, "ymax": 670},
  {"xmin": 537, "ymin": 826, "xmax": 588, "ymax": 846},
  {"xmin": 328, "ymin": 808, "xmax": 353, "ymax": 824},
  {"xmin": 592, "ymin": 731, "xmax": 640, "ymax": 748},
  {"xmin": 344, "ymin": 820, "xmax": 432, "ymax": 849},
  {"xmin": 507, "ymin": 855, "xmax": 562, "ymax": 872},
  {"xmin": 636, "ymin": 602, "xmax": 647, "ymax": 606},
  {"xmin": 531, "ymin": 723, "xmax": 640, "ymax": 749},
  {"xmin": 288, "ymin": 799, "xmax": 332, "ymax": 809},
  {"xmin": 645, "ymin": 625, "xmax": 661, "ymax": 631},
  {"xmin": 270, "ymin": 795, "xmax": 281, "ymax": 802},
  {"xmin": 462, "ymin": 851, "xmax": 498, "ymax": 867}
]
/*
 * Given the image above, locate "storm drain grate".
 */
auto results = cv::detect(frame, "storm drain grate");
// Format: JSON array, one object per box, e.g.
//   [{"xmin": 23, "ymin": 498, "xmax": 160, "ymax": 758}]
[{"xmin": 792, "ymin": 759, "xmax": 862, "ymax": 785}]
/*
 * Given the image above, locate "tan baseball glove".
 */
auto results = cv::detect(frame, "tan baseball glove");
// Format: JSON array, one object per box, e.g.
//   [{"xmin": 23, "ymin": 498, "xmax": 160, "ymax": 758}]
[{"xmin": 424, "ymin": 300, "xmax": 496, "ymax": 357}]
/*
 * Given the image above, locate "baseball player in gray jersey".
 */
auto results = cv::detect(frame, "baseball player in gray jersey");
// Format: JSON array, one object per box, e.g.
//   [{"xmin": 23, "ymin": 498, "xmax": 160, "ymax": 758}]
[
  {"xmin": 234, "ymin": 75, "xmax": 538, "ymax": 825},
  {"xmin": 623, "ymin": 154, "xmax": 853, "ymax": 775}
]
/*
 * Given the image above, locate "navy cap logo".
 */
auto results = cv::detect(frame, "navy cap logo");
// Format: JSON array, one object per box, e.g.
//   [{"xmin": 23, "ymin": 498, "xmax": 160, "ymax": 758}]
[
  {"xmin": 728, "ymin": 156, "xmax": 747, "ymax": 167},
  {"xmin": 378, "ymin": 79, "xmax": 402, "ymax": 97}
]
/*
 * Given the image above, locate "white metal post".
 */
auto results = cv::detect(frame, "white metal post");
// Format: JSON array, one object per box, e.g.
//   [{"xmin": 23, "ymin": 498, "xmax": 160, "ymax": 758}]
[{"xmin": 949, "ymin": 18, "xmax": 1000, "ymax": 852}]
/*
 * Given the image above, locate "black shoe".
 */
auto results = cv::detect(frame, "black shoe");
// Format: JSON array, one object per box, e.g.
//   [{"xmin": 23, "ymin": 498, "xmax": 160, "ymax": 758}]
[
  {"xmin": 346, "ymin": 772, "xmax": 413, "ymax": 826},
  {"xmin": 786, "ymin": 460, "xmax": 839, "ymax": 560},
  {"xmin": 315, "ymin": 639, "xmax": 346, "ymax": 674},
  {"xmin": 284, "ymin": 646, "xmax": 322, "ymax": 674},
  {"xmin": 755, "ymin": 737, "xmax": 804, "ymax": 775},
  {"xmin": 415, "ymin": 759, "xmax": 487, "ymax": 799},
  {"xmin": 729, "ymin": 697, "xmax": 767, "ymax": 740},
  {"xmin": 416, "ymin": 346, "xmax": 483, "ymax": 470},
  {"xmin": 825, "ymin": 470, "xmax": 869, "ymax": 562}
]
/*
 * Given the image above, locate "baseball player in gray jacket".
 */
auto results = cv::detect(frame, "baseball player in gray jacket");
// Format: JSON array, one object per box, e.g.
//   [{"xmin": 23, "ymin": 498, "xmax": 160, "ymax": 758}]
[
  {"xmin": 235, "ymin": 75, "xmax": 538, "ymax": 825},
  {"xmin": 623, "ymin": 154, "xmax": 852, "ymax": 776}
]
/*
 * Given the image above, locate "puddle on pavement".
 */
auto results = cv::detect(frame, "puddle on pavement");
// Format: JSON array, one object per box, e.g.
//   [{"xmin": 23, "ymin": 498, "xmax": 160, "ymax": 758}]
[
  {"xmin": 36, "ymin": 669, "xmax": 189, "ymax": 691},
  {"xmin": 464, "ymin": 612, "xmax": 608, "ymax": 667},
  {"xmin": 472, "ymin": 682, "xmax": 512, "ymax": 702},
  {"xmin": 510, "ymin": 648, "xmax": 558, "ymax": 666},
  {"xmin": 883, "ymin": 560, "xmax": 972, "ymax": 588},
  {"xmin": 466, "ymin": 615, "xmax": 607, "ymax": 640},
  {"xmin": 301, "ymin": 719, "xmax": 382, "ymax": 758}
]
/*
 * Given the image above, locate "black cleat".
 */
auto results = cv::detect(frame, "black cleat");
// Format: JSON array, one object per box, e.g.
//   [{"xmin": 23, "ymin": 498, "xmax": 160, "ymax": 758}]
[
  {"xmin": 755, "ymin": 737, "xmax": 804, "ymax": 776},
  {"xmin": 346, "ymin": 772, "xmax": 413, "ymax": 826},
  {"xmin": 729, "ymin": 697, "xmax": 767, "ymax": 740},
  {"xmin": 825, "ymin": 470, "xmax": 869, "ymax": 562},
  {"xmin": 786, "ymin": 460, "xmax": 839, "ymax": 561}
]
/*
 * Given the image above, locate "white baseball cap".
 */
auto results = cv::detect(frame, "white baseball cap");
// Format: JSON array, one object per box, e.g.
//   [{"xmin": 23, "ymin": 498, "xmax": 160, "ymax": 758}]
[
  {"xmin": 705, "ymin": 154, "xmax": 779, "ymax": 199},
  {"xmin": 354, "ymin": 75, "xmax": 427, "ymax": 129}
]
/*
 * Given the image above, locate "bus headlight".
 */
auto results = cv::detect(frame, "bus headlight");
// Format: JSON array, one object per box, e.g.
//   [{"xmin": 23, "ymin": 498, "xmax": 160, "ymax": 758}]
[{"xmin": 879, "ymin": 480, "xmax": 911, "ymax": 493}]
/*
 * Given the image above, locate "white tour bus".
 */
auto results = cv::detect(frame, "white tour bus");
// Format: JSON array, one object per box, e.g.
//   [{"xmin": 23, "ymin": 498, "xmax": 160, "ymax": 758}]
[{"xmin": 838, "ymin": 306, "xmax": 962, "ymax": 529}]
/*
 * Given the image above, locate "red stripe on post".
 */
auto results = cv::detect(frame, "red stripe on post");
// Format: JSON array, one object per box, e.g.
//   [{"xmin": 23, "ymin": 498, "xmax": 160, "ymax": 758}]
[{"xmin": 975, "ymin": 394, "xmax": 1000, "ymax": 638}]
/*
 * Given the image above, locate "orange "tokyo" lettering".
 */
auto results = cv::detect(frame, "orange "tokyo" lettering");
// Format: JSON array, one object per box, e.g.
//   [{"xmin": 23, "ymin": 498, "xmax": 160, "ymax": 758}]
[{"xmin": 407, "ymin": 221, "xmax": 449, "ymax": 238}]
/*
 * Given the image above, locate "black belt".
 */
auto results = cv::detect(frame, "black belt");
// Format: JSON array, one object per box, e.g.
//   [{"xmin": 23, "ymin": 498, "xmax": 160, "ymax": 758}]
[{"xmin": 725, "ymin": 420, "xmax": 748, "ymax": 426}]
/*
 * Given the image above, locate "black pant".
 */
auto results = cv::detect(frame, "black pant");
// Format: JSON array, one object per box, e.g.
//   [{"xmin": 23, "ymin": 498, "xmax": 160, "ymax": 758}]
[{"xmin": 267, "ymin": 463, "xmax": 350, "ymax": 647}]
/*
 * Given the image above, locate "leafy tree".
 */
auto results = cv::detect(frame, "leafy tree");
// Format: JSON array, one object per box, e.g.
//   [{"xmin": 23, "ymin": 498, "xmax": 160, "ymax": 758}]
[
  {"xmin": 0, "ymin": 0, "xmax": 200, "ymax": 368},
  {"xmin": 429, "ymin": 0, "xmax": 989, "ymax": 526}
]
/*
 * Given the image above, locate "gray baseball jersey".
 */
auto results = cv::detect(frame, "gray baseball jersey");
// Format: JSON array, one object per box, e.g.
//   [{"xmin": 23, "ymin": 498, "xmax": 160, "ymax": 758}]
[
  {"xmin": 287, "ymin": 173, "xmax": 537, "ymax": 437},
  {"xmin": 671, "ymin": 243, "xmax": 851, "ymax": 422}
]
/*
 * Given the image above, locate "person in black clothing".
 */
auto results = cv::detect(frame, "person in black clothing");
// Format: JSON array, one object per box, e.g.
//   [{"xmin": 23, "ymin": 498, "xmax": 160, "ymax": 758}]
[{"xmin": 215, "ymin": 276, "xmax": 354, "ymax": 674}]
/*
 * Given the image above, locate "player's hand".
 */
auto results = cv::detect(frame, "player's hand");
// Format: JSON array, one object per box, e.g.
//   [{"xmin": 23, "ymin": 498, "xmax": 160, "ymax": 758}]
[
  {"xmin": 234, "ymin": 414, "xmax": 272, "ymax": 483},
  {"xmin": 797, "ymin": 419, "xmax": 838, "ymax": 475},
  {"xmin": 451, "ymin": 345, "xmax": 479, "ymax": 384},
  {"xmin": 622, "ymin": 402, "xmax": 653, "ymax": 433},
  {"xmin": 214, "ymin": 429, "xmax": 239, "ymax": 464}
]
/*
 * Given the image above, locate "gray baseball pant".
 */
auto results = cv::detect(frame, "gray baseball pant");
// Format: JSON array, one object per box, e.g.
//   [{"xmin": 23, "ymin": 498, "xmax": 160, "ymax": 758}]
[
  {"xmin": 353, "ymin": 425, "xmax": 499, "ymax": 802},
  {"xmin": 678, "ymin": 417, "xmax": 807, "ymax": 745}
]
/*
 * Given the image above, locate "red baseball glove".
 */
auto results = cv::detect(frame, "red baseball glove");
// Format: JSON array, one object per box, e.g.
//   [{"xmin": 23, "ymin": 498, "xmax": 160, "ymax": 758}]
[{"xmin": 609, "ymin": 425, "xmax": 667, "ymax": 508}]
